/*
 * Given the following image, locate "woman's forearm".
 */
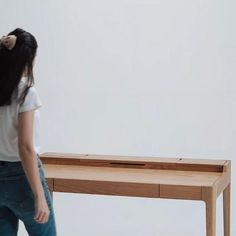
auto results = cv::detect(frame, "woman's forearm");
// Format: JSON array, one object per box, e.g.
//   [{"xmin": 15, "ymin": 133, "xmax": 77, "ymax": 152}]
[{"xmin": 19, "ymin": 148, "xmax": 45, "ymax": 199}]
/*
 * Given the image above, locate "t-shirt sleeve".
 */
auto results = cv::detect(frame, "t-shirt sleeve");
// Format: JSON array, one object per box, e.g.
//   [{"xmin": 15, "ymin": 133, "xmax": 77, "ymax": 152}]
[{"xmin": 19, "ymin": 86, "xmax": 42, "ymax": 113}]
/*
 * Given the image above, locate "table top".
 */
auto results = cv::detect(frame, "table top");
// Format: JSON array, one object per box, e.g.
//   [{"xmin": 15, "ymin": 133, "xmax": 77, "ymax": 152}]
[
  {"xmin": 43, "ymin": 164, "xmax": 223, "ymax": 187},
  {"xmin": 40, "ymin": 152, "xmax": 230, "ymax": 187}
]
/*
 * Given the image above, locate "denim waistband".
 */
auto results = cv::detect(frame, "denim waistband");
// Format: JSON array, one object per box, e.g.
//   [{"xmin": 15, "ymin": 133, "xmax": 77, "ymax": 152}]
[
  {"xmin": 0, "ymin": 154, "xmax": 43, "ymax": 180},
  {"xmin": 0, "ymin": 153, "xmax": 41, "ymax": 166}
]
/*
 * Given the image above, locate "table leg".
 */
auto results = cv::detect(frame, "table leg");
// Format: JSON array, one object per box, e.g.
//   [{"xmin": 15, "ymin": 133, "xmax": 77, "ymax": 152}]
[
  {"xmin": 223, "ymin": 184, "xmax": 231, "ymax": 236},
  {"xmin": 203, "ymin": 187, "xmax": 216, "ymax": 236}
]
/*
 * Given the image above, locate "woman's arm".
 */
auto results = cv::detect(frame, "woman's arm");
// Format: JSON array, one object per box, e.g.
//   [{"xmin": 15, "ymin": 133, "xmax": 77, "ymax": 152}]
[
  {"xmin": 18, "ymin": 109, "xmax": 49, "ymax": 223},
  {"xmin": 18, "ymin": 110, "xmax": 44, "ymax": 197}
]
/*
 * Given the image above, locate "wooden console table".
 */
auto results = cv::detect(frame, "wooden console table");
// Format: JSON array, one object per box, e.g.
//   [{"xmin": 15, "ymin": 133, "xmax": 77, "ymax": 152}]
[{"xmin": 39, "ymin": 152, "xmax": 231, "ymax": 236}]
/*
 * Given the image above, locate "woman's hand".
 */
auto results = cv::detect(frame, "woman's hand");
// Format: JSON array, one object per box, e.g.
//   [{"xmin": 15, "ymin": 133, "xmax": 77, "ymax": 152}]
[{"xmin": 34, "ymin": 195, "xmax": 50, "ymax": 224}]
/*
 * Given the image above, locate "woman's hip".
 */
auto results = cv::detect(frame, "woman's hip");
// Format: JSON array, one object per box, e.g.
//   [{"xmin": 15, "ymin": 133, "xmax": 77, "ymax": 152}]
[{"xmin": 0, "ymin": 153, "xmax": 43, "ymax": 180}]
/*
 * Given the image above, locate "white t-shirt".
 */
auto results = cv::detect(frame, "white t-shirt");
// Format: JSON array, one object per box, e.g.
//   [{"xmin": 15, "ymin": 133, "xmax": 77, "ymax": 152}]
[{"xmin": 0, "ymin": 77, "xmax": 42, "ymax": 162}]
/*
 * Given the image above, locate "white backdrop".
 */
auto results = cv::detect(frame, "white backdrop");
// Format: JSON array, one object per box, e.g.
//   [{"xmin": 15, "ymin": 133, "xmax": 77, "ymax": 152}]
[{"xmin": 1, "ymin": 0, "xmax": 235, "ymax": 235}]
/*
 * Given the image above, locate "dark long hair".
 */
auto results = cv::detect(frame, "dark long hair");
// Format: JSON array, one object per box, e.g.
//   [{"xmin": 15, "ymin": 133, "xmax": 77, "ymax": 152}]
[{"xmin": 0, "ymin": 28, "xmax": 38, "ymax": 106}]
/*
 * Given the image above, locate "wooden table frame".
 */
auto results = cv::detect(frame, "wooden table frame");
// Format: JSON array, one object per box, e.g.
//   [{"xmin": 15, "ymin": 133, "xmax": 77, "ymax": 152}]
[{"xmin": 40, "ymin": 152, "xmax": 231, "ymax": 236}]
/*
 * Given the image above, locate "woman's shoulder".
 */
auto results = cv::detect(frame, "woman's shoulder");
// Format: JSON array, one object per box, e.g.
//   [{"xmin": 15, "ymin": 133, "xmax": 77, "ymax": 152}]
[
  {"xmin": 17, "ymin": 79, "xmax": 27, "ymax": 97},
  {"xmin": 18, "ymin": 77, "xmax": 27, "ymax": 87},
  {"xmin": 16, "ymin": 78, "xmax": 38, "ymax": 103},
  {"xmin": 18, "ymin": 78, "xmax": 38, "ymax": 93}
]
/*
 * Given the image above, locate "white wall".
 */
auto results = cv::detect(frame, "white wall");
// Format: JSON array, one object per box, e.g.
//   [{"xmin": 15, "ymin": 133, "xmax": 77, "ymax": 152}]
[{"xmin": 1, "ymin": 0, "xmax": 235, "ymax": 235}]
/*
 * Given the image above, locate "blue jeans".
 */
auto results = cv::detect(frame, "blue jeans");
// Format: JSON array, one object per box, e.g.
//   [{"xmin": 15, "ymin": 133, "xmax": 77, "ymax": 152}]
[{"xmin": 0, "ymin": 155, "xmax": 57, "ymax": 236}]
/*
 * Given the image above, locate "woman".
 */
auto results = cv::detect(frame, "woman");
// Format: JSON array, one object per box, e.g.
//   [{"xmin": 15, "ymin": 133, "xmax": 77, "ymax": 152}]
[{"xmin": 0, "ymin": 28, "xmax": 57, "ymax": 235}]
